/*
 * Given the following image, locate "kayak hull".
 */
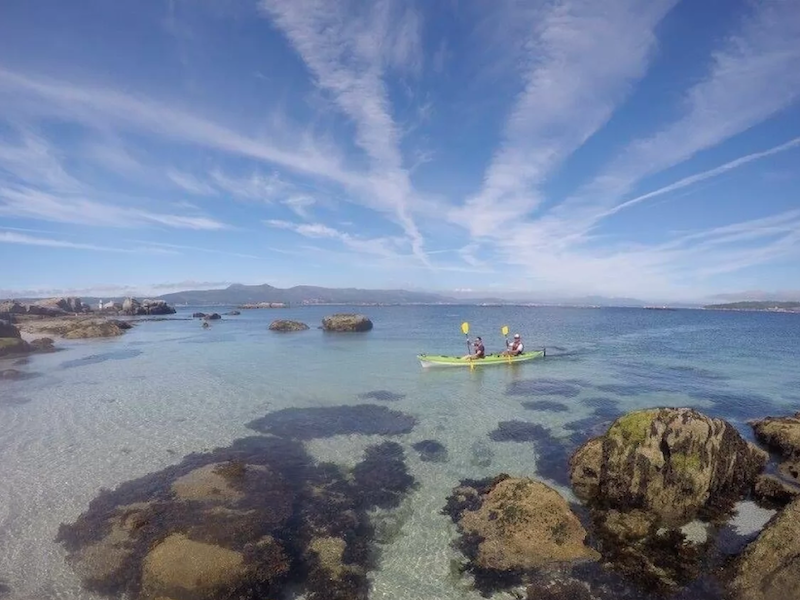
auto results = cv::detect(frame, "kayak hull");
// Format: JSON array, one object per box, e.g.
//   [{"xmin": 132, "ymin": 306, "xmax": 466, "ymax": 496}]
[{"xmin": 418, "ymin": 350, "xmax": 545, "ymax": 368}]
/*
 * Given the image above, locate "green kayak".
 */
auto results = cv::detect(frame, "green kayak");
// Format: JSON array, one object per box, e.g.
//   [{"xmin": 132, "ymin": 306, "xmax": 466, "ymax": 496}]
[{"xmin": 418, "ymin": 350, "xmax": 545, "ymax": 368}]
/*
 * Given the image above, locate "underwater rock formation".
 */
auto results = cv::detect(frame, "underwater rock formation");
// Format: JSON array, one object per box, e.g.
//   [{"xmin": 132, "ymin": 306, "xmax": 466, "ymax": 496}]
[
  {"xmin": 56, "ymin": 435, "xmax": 416, "ymax": 600},
  {"xmin": 411, "ymin": 439, "xmax": 448, "ymax": 462},
  {"xmin": 246, "ymin": 404, "xmax": 416, "ymax": 439}
]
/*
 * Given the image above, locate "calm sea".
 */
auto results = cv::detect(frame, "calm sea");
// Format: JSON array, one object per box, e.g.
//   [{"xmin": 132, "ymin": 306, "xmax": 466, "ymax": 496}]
[{"xmin": 0, "ymin": 305, "xmax": 798, "ymax": 599}]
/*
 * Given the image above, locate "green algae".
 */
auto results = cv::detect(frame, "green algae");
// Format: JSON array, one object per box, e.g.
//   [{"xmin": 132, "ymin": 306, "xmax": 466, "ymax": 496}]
[{"xmin": 609, "ymin": 410, "xmax": 659, "ymax": 446}]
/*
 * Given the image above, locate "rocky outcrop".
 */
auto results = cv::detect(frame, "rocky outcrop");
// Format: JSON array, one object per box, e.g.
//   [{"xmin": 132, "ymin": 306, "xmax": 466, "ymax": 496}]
[
  {"xmin": 203, "ymin": 313, "xmax": 221, "ymax": 321},
  {"xmin": 28, "ymin": 337, "xmax": 55, "ymax": 352},
  {"xmin": 752, "ymin": 413, "xmax": 800, "ymax": 482},
  {"xmin": 36, "ymin": 297, "xmax": 87, "ymax": 314},
  {"xmin": 0, "ymin": 300, "xmax": 26, "ymax": 314},
  {"xmin": 269, "ymin": 319, "xmax": 309, "ymax": 332},
  {"xmin": 226, "ymin": 310, "xmax": 241, "ymax": 316},
  {"xmin": 192, "ymin": 312, "xmax": 206, "ymax": 318},
  {"xmin": 321, "ymin": 313, "xmax": 373, "ymax": 332},
  {"xmin": 444, "ymin": 475, "xmax": 597, "ymax": 592},
  {"xmin": 122, "ymin": 298, "xmax": 176, "ymax": 316},
  {"xmin": 568, "ymin": 408, "xmax": 768, "ymax": 593},
  {"xmin": 729, "ymin": 497, "xmax": 800, "ymax": 600},
  {"xmin": 0, "ymin": 321, "xmax": 28, "ymax": 357},
  {"xmin": 239, "ymin": 302, "xmax": 288, "ymax": 309},
  {"xmin": 570, "ymin": 408, "xmax": 767, "ymax": 525},
  {"xmin": 21, "ymin": 318, "xmax": 129, "ymax": 340},
  {"xmin": 0, "ymin": 321, "xmax": 21, "ymax": 339}
]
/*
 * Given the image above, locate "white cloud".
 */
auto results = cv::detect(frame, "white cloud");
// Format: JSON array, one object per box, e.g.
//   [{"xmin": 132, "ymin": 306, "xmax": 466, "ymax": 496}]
[
  {"xmin": 571, "ymin": 0, "xmax": 800, "ymax": 210},
  {"xmin": 0, "ymin": 186, "xmax": 228, "ymax": 230},
  {"xmin": 167, "ymin": 170, "xmax": 218, "ymax": 195},
  {"xmin": 450, "ymin": 0, "xmax": 678, "ymax": 236},
  {"xmin": 259, "ymin": 0, "xmax": 429, "ymax": 262},
  {"xmin": 0, "ymin": 231, "xmax": 178, "ymax": 254},
  {"xmin": 264, "ymin": 218, "xmax": 405, "ymax": 258}
]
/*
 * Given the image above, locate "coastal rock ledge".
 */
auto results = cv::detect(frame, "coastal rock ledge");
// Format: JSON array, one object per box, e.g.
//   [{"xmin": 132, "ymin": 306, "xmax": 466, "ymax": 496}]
[
  {"xmin": 321, "ymin": 313, "xmax": 373, "ymax": 332},
  {"xmin": 269, "ymin": 320, "xmax": 309, "ymax": 332},
  {"xmin": 751, "ymin": 412, "xmax": 800, "ymax": 483}
]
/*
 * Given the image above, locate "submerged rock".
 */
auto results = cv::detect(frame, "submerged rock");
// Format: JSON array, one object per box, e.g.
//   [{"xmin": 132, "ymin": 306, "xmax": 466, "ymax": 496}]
[
  {"xmin": 321, "ymin": 313, "xmax": 373, "ymax": 332},
  {"xmin": 412, "ymin": 439, "xmax": 448, "ymax": 462},
  {"xmin": 57, "ymin": 435, "xmax": 416, "ymax": 600},
  {"xmin": 751, "ymin": 413, "xmax": 800, "ymax": 482},
  {"xmin": 730, "ymin": 497, "xmax": 800, "ymax": 600},
  {"xmin": 0, "ymin": 337, "xmax": 28, "ymax": 358},
  {"xmin": 247, "ymin": 404, "xmax": 416, "ymax": 439},
  {"xmin": 444, "ymin": 475, "xmax": 598, "ymax": 593},
  {"xmin": 570, "ymin": 408, "xmax": 767, "ymax": 525},
  {"xmin": 269, "ymin": 319, "xmax": 309, "ymax": 332}
]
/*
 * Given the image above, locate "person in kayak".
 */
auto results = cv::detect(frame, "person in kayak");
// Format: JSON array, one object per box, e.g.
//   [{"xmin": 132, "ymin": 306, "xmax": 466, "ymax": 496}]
[
  {"xmin": 462, "ymin": 336, "xmax": 485, "ymax": 360},
  {"xmin": 502, "ymin": 333, "xmax": 524, "ymax": 356}
]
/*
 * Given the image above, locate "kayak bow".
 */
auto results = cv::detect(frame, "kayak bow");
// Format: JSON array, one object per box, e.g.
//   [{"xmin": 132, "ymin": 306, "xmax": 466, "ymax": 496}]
[{"xmin": 417, "ymin": 350, "xmax": 545, "ymax": 368}]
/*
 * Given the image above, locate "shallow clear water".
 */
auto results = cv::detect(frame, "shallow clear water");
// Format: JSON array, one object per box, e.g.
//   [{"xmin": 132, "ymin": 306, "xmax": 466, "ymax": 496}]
[{"xmin": 0, "ymin": 305, "xmax": 798, "ymax": 599}]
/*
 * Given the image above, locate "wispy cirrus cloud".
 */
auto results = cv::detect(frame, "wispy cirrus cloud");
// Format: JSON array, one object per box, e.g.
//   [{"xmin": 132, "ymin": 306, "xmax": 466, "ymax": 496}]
[
  {"xmin": 259, "ymin": 0, "xmax": 429, "ymax": 262},
  {"xmin": 450, "ymin": 0, "xmax": 679, "ymax": 236},
  {"xmin": 571, "ymin": 0, "xmax": 800, "ymax": 211},
  {"xmin": 0, "ymin": 186, "xmax": 228, "ymax": 230},
  {"xmin": 0, "ymin": 230, "xmax": 178, "ymax": 254},
  {"xmin": 265, "ymin": 218, "xmax": 406, "ymax": 258}
]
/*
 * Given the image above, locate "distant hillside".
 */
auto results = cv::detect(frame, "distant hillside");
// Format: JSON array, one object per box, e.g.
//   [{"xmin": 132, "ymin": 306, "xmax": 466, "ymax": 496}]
[
  {"xmin": 155, "ymin": 283, "xmax": 456, "ymax": 306},
  {"xmin": 704, "ymin": 300, "xmax": 800, "ymax": 312}
]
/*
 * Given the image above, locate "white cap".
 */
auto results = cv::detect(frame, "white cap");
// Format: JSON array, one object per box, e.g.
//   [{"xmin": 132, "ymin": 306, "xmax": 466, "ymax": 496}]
[{"xmin": 514, "ymin": 333, "xmax": 520, "ymax": 338}]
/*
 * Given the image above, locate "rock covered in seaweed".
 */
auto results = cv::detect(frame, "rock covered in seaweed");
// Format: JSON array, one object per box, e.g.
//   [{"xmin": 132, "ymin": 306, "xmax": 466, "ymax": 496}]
[
  {"xmin": 751, "ymin": 412, "xmax": 800, "ymax": 483},
  {"xmin": 569, "ymin": 408, "xmax": 767, "ymax": 525},
  {"xmin": 321, "ymin": 313, "xmax": 373, "ymax": 332},
  {"xmin": 729, "ymin": 496, "xmax": 800, "ymax": 600},
  {"xmin": 56, "ymin": 434, "xmax": 416, "ymax": 600},
  {"xmin": 269, "ymin": 319, "xmax": 309, "ymax": 332},
  {"xmin": 443, "ymin": 475, "xmax": 598, "ymax": 592}
]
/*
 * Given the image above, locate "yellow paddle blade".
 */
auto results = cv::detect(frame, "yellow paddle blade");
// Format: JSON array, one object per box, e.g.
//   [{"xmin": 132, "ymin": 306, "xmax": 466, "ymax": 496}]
[
  {"xmin": 501, "ymin": 325, "xmax": 509, "ymax": 336},
  {"xmin": 461, "ymin": 322, "xmax": 469, "ymax": 335}
]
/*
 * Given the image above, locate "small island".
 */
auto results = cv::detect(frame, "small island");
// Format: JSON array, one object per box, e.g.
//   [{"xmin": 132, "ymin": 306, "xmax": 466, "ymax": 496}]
[{"xmin": 704, "ymin": 301, "xmax": 800, "ymax": 313}]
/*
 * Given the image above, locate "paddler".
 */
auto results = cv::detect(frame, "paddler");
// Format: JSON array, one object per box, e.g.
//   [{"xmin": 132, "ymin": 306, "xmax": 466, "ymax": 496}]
[{"xmin": 462, "ymin": 336, "xmax": 485, "ymax": 360}]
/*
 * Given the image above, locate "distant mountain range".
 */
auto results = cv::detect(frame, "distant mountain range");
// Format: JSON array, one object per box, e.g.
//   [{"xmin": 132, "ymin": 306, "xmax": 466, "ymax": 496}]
[{"xmin": 154, "ymin": 283, "xmax": 457, "ymax": 306}]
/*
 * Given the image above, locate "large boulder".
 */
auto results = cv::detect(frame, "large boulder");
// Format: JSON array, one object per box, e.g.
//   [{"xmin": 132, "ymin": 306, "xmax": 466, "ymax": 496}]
[
  {"xmin": 444, "ymin": 475, "xmax": 598, "ymax": 584},
  {"xmin": 122, "ymin": 298, "xmax": 176, "ymax": 316},
  {"xmin": 122, "ymin": 297, "xmax": 140, "ymax": 315},
  {"xmin": 269, "ymin": 319, "xmax": 309, "ymax": 332},
  {"xmin": 0, "ymin": 337, "xmax": 28, "ymax": 357},
  {"xmin": 729, "ymin": 497, "xmax": 800, "ymax": 600},
  {"xmin": 321, "ymin": 313, "xmax": 373, "ymax": 332},
  {"xmin": 569, "ymin": 408, "xmax": 767, "ymax": 525},
  {"xmin": 0, "ymin": 300, "xmax": 26, "ymax": 314},
  {"xmin": 752, "ymin": 413, "xmax": 800, "ymax": 482},
  {"xmin": 0, "ymin": 321, "xmax": 21, "ymax": 338},
  {"xmin": 36, "ymin": 297, "xmax": 86, "ymax": 313}
]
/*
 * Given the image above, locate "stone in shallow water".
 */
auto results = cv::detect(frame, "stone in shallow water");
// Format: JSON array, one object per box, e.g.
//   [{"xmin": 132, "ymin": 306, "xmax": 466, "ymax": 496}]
[
  {"xmin": 411, "ymin": 439, "xmax": 448, "ymax": 462},
  {"xmin": 61, "ymin": 349, "xmax": 143, "ymax": 369},
  {"xmin": 246, "ymin": 404, "xmax": 416, "ymax": 439},
  {"xmin": 489, "ymin": 420, "xmax": 551, "ymax": 443},
  {"xmin": 443, "ymin": 475, "xmax": 598, "ymax": 594},
  {"xmin": 357, "ymin": 389, "xmax": 406, "ymax": 402}
]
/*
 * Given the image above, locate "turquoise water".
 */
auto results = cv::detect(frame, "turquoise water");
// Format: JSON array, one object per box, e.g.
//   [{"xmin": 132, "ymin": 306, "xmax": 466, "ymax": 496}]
[{"xmin": 0, "ymin": 306, "xmax": 798, "ymax": 599}]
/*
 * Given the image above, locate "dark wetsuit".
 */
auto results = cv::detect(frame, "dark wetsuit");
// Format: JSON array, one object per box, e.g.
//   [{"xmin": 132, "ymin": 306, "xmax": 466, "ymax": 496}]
[{"xmin": 474, "ymin": 341, "xmax": 485, "ymax": 358}]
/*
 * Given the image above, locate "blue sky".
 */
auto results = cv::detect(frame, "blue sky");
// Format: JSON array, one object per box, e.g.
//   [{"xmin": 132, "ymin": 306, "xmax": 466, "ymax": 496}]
[{"xmin": 0, "ymin": 0, "xmax": 799, "ymax": 302}]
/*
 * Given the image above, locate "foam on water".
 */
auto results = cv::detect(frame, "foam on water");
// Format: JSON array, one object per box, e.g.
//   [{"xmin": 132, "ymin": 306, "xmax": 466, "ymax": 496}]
[{"xmin": 0, "ymin": 305, "xmax": 798, "ymax": 599}]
